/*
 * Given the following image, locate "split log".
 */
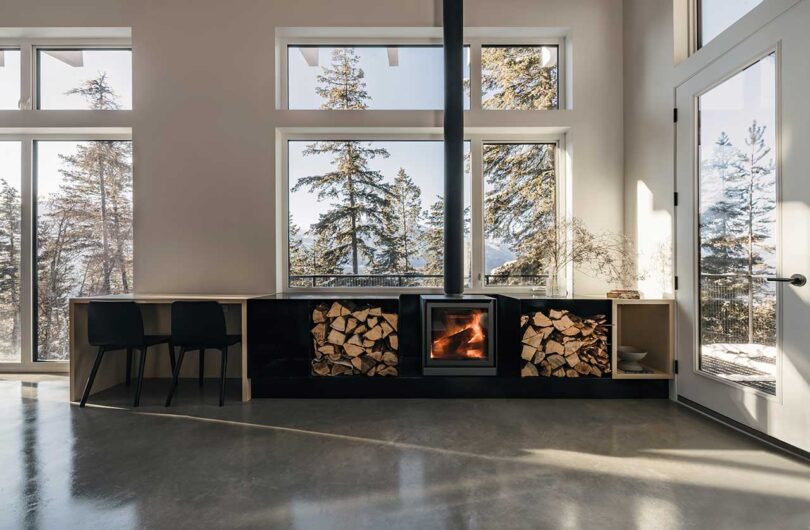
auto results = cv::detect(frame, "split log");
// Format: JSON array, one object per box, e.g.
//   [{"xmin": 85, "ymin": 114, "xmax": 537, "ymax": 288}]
[
  {"xmin": 331, "ymin": 316, "xmax": 347, "ymax": 332},
  {"xmin": 521, "ymin": 363, "xmax": 539, "ymax": 377},
  {"xmin": 521, "ymin": 345, "xmax": 538, "ymax": 361}
]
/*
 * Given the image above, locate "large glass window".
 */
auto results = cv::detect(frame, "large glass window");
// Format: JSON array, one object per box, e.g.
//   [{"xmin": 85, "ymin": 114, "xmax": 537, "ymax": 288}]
[
  {"xmin": 0, "ymin": 142, "xmax": 22, "ymax": 363},
  {"xmin": 484, "ymin": 143, "xmax": 556, "ymax": 287},
  {"xmin": 37, "ymin": 48, "xmax": 132, "ymax": 110},
  {"xmin": 35, "ymin": 140, "xmax": 133, "ymax": 361},
  {"xmin": 287, "ymin": 45, "xmax": 470, "ymax": 110},
  {"xmin": 288, "ymin": 140, "xmax": 471, "ymax": 288},
  {"xmin": 0, "ymin": 49, "xmax": 21, "ymax": 109},
  {"xmin": 699, "ymin": 0, "xmax": 764, "ymax": 47},
  {"xmin": 482, "ymin": 46, "xmax": 559, "ymax": 110},
  {"xmin": 698, "ymin": 53, "xmax": 777, "ymax": 394}
]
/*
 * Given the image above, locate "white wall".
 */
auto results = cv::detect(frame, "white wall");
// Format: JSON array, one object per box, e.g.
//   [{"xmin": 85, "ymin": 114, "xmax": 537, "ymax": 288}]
[
  {"xmin": 623, "ymin": 0, "xmax": 675, "ymax": 299},
  {"xmin": 0, "ymin": 0, "xmax": 626, "ymax": 296}
]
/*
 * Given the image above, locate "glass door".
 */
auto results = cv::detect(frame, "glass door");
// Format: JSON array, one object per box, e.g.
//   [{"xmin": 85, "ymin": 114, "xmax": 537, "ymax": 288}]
[{"xmin": 676, "ymin": 1, "xmax": 810, "ymax": 453}]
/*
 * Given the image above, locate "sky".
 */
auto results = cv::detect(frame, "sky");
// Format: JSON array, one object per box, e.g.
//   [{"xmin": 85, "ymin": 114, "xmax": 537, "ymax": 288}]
[{"xmin": 700, "ymin": 0, "xmax": 764, "ymax": 45}]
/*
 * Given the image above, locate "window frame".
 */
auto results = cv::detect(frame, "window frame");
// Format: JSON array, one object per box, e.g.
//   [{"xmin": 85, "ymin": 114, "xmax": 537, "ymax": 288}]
[{"xmin": 277, "ymin": 129, "xmax": 566, "ymax": 294}]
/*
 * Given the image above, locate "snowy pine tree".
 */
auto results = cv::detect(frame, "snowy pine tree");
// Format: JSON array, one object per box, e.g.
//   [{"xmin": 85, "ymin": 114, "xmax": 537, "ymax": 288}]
[
  {"xmin": 422, "ymin": 197, "xmax": 445, "ymax": 285},
  {"xmin": 373, "ymin": 168, "xmax": 423, "ymax": 275},
  {"xmin": 484, "ymin": 143, "xmax": 556, "ymax": 278},
  {"xmin": 482, "ymin": 47, "xmax": 558, "ymax": 110},
  {"xmin": 0, "ymin": 179, "xmax": 21, "ymax": 357},
  {"xmin": 295, "ymin": 48, "xmax": 390, "ymax": 275}
]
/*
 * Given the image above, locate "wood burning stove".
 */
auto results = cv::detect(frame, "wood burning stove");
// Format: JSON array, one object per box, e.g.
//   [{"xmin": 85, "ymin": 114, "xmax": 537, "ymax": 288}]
[{"xmin": 421, "ymin": 295, "xmax": 496, "ymax": 375}]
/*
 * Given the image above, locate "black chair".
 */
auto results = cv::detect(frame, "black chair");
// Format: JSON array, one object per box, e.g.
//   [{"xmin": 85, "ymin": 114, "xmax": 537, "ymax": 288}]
[
  {"xmin": 81, "ymin": 302, "xmax": 173, "ymax": 408},
  {"xmin": 165, "ymin": 301, "xmax": 241, "ymax": 407}
]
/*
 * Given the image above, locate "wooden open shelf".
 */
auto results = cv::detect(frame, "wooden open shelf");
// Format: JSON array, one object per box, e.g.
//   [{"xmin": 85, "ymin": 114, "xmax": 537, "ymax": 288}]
[{"xmin": 611, "ymin": 299, "xmax": 675, "ymax": 380}]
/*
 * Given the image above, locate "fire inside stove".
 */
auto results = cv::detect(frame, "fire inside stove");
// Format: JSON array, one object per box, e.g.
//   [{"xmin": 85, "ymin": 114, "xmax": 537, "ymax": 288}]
[{"xmin": 430, "ymin": 309, "xmax": 489, "ymax": 360}]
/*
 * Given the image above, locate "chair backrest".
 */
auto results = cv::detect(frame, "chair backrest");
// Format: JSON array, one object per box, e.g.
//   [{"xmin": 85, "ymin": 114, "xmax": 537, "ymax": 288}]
[
  {"xmin": 171, "ymin": 301, "xmax": 228, "ymax": 347},
  {"xmin": 88, "ymin": 301, "xmax": 145, "ymax": 347}
]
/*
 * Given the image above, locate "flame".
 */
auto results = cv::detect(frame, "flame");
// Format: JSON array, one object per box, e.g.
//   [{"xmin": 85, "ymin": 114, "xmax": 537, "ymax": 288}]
[{"xmin": 431, "ymin": 310, "xmax": 488, "ymax": 360}]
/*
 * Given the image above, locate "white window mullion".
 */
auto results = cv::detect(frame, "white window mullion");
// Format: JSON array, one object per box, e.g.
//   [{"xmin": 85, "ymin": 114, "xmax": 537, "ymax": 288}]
[
  {"xmin": 470, "ymin": 135, "xmax": 484, "ymax": 289},
  {"xmin": 469, "ymin": 41, "xmax": 482, "ymax": 111},
  {"xmin": 20, "ymin": 137, "xmax": 36, "ymax": 369},
  {"xmin": 19, "ymin": 42, "xmax": 32, "ymax": 110}
]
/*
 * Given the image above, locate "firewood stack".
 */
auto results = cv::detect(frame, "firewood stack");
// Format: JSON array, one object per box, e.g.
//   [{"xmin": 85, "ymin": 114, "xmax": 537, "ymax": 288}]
[
  {"xmin": 310, "ymin": 301, "xmax": 399, "ymax": 377},
  {"xmin": 519, "ymin": 309, "xmax": 610, "ymax": 378}
]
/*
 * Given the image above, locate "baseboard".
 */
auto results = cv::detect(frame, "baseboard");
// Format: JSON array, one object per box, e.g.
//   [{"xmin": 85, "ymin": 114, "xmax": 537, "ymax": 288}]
[{"xmin": 677, "ymin": 395, "xmax": 810, "ymax": 462}]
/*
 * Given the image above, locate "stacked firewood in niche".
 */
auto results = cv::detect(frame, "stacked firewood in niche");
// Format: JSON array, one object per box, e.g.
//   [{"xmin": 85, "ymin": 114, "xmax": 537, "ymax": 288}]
[
  {"xmin": 310, "ymin": 301, "xmax": 399, "ymax": 377},
  {"xmin": 520, "ymin": 309, "xmax": 610, "ymax": 378}
]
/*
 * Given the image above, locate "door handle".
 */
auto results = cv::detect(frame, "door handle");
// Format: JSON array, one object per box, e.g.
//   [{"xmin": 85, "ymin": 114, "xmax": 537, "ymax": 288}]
[{"xmin": 766, "ymin": 274, "xmax": 807, "ymax": 287}]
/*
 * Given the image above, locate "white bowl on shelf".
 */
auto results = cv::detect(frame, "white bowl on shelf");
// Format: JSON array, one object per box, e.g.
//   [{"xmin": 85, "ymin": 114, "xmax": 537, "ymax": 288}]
[{"xmin": 618, "ymin": 345, "xmax": 647, "ymax": 372}]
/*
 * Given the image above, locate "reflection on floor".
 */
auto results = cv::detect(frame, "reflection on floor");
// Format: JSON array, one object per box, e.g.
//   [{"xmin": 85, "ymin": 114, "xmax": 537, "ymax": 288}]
[
  {"xmin": 1, "ymin": 376, "xmax": 809, "ymax": 529},
  {"xmin": 702, "ymin": 343, "xmax": 777, "ymax": 394}
]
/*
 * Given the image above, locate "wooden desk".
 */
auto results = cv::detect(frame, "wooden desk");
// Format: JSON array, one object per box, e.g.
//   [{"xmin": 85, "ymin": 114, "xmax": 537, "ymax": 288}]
[{"xmin": 69, "ymin": 294, "xmax": 268, "ymax": 403}]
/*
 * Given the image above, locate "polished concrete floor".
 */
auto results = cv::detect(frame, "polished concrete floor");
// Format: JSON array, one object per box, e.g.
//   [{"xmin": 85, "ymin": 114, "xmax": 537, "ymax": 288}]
[{"xmin": 0, "ymin": 377, "xmax": 808, "ymax": 530}]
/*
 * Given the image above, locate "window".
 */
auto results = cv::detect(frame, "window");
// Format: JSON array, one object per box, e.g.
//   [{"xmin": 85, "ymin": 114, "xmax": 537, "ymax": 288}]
[
  {"xmin": 37, "ymin": 48, "xmax": 132, "ymax": 109},
  {"xmin": 699, "ymin": 0, "xmax": 764, "ymax": 47},
  {"xmin": 697, "ymin": 53, "xmax": 777, "ymax": 394},
  {"xmin": 34, "ymin": 140, "xmax": 133, "ymax": 361},
  {"xmin": 484, "ymin": 143, "xmax": 557, "ymax": 287},
  {"xmin": 0, "ymin": 49, "xmax": 21, "ymax": 109},
  {"xmin": 0, "ymin": 142, "xmax": 22, "ymax": 362},
  {"xmin": 288, "ymin": 139, "xmax": 471, "ymax": 288},
  {"xmin": 481, "ymin": 46, "xmax": 559, "ymax": 110},
  {"xmin": 280, "ymin": 31, "xmax": 567, "ymax": 291},
  {"xmin": 287, "ymin": 45, "xmax": 470, "ymax": 110},
  {"xmin": 0, "ymin": 33, "xmax": 132, "ymax": 369}
]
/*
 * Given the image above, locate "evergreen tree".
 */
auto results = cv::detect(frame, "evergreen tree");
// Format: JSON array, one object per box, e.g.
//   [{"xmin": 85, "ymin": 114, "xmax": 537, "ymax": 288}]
[
  {"xmin": 288, "ymin": 217, "xmax": 310, "ymax": 285},
  {"xmin": 0, "ymin": 179, "xmax": 21, "ymax": 356},
  {"xmin": 700, "ymin": 132, "xmax": 746, "ymax": 275},
  {"xmin": 422, "ymin": 197, "xmax": 445, "ymax": 285},
  {"xmin": 295, "ymin": 48, "xmax": 390, "ymax": 274},
  {"xmin": 484, "ymin": 143, "xmax": 556, "ymax": 277},
  {"xmin": 482, "ymin": 47, "xmax": 558, "ymax": 110},
  {"xmin": 316, "ymin": 48, "xmax": 369, "ymax": 110},
  {"xmin": 699, "ymin": 122, "xmax": 776, "ymax": 346},
  {"xmin": 374, "ymin": 168, "xmax": 423, "ymax": 275}
]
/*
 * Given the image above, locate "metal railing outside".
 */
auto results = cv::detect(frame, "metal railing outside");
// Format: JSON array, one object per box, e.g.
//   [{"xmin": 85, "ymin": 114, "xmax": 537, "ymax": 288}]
[
  {"xmin": 699, "ymin": 272, "xmax": 776, "ymax": 346},
  {"xmin": 289, "ymin": 273, "xmax": 551, "ymax": 288}
]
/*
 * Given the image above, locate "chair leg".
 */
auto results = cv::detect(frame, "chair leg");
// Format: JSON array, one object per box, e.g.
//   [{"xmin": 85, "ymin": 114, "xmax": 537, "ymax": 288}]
[
  {"xmin": 80, "ymin": 346, "xmax": 106, "ymax": 407},
  {"xmin": 168, "ymin": 341, "xmax": 176, "ymax": 372},
  {"xmin": 199, "ymin": 348, "xmax": 205, "ymax": 387},
  {"xmin": 219, "ymin": 346, "xmax": 228, "ymax": 407},
  {"xmin": 165, "ymin": 347, "xmax": 186, "ymax": 407},
  {"xmin": 134, "ymin": 345, "xmax": 149, "ymax": 407},
  {"xmin": 125, "ymin": 348, "xmax": 133, "ymax": 387}
]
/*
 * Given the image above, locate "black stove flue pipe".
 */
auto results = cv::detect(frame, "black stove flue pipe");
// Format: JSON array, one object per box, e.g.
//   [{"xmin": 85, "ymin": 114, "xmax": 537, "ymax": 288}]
[{"xmin": 443, "ymin": 0, "xmax": 464, "ymax": 296}]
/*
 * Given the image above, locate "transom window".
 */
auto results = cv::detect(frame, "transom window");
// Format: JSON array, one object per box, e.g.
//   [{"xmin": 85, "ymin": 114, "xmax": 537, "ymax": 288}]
[{"xmin": 282, "ymin": 39, "xmax": 562, "ymax": 110}]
